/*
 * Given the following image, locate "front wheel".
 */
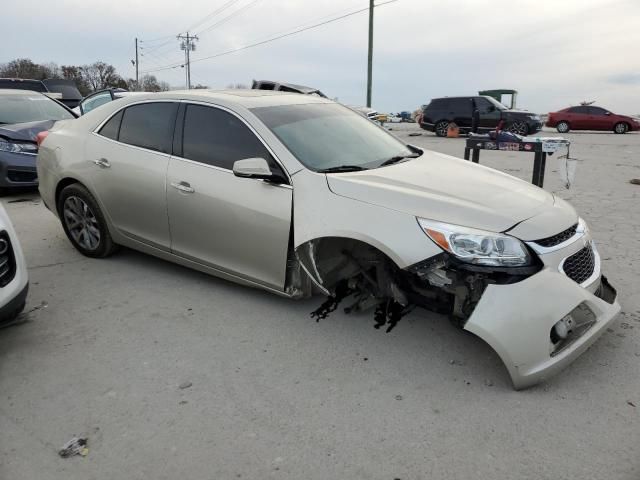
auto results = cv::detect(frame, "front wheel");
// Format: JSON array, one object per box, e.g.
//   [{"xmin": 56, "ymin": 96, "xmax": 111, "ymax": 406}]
[
  {"xmin": 58, "ymin": 183, "xmax": 118, "ymax": 258},
  {"xmin": 506, "ymin": 121, "xmax": 528, "ymax": 136},
  {"xmin": 614, "ymin": 122, "xmax": 628, "ymax": 134},
  {"xmin": 556, "ymin": 121, "xmax": 570, "ymax": 133},
  {"xmin": 434, "ymin": 120, "xmax": 449, "ymax": 137}
]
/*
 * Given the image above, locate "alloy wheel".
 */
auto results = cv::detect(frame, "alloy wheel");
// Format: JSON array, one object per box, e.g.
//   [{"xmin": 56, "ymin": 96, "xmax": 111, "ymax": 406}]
[
  {"xmin": 63, "ymin": 195, "xmax": 101, "ymax": 250},
  {"xmin": 614, "ymin": 123, "xmax": 628, "ymax": 134},
  {"xmin": 507, "ymin": 121, "xmax": 528, "ymax": 136},
  {"xmin": 435, "ymin": 121, "xmax": 449, "ymax": 137}
]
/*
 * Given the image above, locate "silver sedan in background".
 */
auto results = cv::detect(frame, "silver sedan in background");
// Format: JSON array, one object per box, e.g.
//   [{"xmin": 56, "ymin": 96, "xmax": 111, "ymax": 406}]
[{"xmin": 36, "ymin": 90, "xmax": 620, "ymax": 389}]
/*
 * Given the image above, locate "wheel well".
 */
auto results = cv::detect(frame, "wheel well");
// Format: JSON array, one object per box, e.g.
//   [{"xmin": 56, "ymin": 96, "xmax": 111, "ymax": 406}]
[
  {"xmin": 54, "ymin": 178, "xmax": 80, "ymax": 213},
  {"xmin": 295, "ymin": 237, "xmax": 399, "ymax": 293}
]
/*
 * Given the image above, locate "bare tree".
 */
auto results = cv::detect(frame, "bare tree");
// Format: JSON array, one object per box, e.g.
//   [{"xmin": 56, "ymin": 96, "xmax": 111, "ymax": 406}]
[
  {"xmin": 80, "ymin": 62, "xmax": 121, "ymax": 91},
  {"xmin": 0, "ymin": 58, "xmax": 58, "ymax": 80},
  {"xmin": 193, "ymin": 84, "xmax": 209, "ymax": 89}
]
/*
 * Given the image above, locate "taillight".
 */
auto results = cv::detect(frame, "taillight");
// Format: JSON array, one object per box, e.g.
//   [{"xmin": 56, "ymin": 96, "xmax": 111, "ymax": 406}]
[{"xmin": 36, "ymin": 130, "xmax": 49, "ymax": 147}]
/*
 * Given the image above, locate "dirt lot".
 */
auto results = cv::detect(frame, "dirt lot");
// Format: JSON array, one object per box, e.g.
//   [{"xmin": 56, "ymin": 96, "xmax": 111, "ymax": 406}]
[{"xmin": 1, "ymin": 126, "xmax": 638, "ymax": 479}]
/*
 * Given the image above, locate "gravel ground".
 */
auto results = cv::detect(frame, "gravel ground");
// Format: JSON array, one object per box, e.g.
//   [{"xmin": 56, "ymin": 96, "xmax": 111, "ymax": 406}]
[{"xmin": 0, "ymin": 126, "xmax": 638, "ymax": 479}]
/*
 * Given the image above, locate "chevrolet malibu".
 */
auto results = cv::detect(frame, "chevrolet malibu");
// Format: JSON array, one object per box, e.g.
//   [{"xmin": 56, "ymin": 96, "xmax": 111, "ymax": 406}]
[{"xmin": 36, "ymin": 90, "xmax": 620, "ymax": 389}]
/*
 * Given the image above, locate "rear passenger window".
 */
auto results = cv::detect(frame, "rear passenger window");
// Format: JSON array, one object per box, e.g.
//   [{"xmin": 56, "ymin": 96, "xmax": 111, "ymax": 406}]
[
  {"xmin": 98, "ymin": 110, "xmax": 123, "ymax": 140},
  {"xmin": 447, "ymin": 98, "xmax": 472, "ymax": 114},
  {"xmin": 569, "ymin": 106, "xmax": 589, "ymax": 114},
  {"xmin": 118, "ymin": 102, "xmax": 178, "ymax": 154},
  {"xmin": 182, "ymin": 104, "xmax": 274, "ymax": 171}
]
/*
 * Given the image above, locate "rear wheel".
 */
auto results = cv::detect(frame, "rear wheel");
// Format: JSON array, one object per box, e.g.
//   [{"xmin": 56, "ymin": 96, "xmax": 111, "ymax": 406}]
[
  {"xmin": 506, "ymin": 120, "xmax": 528, "ymax": 136},
  {"xmin": 434, "ymin": 120, "xmax": 449, "ymax": 137},
  {"xmin": 556, "ymin": 121, "xmax": 570, "ymax": 133},
  {"xmin": 614, "ymin": 122, "xmax": 628, "ymax": 134},
  {"xmin": 57, "ymin": 184, "xmax": 118, "ymax": 258}
]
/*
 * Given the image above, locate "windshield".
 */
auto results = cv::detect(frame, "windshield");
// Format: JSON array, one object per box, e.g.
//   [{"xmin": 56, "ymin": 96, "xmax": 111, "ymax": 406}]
[
  {"xmin": 0, "ymin": 94, "xmax": 75, "ymax": 124},
  {"xmin": 485, "ymin": 96, "xmax": 508, "ymax": 110},
  {"xmin": 251, "ymin": 103, "xmax": 412, "ymax": 171}
]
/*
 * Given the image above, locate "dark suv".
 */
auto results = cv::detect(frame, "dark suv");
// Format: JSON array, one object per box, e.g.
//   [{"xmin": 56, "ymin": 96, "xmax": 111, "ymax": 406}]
[{"xmin": 420, "ymin": 96, "xmax": 543, "ymax": 137}]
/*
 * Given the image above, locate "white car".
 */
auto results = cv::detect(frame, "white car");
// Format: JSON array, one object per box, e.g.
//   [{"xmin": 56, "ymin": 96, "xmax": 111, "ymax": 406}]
[
  {"xmin": 37, "ymin": 90, "xmax": 620, "ymax": 389},
  {"xmin": 0, "ymin": 203, "xmax": 28, "ymax": 324},
  {"xmin": 72, "ymin": 89, "xmax": 146, "ymax": 116}
]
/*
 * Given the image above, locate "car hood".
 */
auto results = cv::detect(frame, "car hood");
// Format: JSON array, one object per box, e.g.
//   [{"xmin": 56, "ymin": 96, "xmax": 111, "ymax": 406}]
[
  {"xmin": 326, "ymin": 151, "xmax": 559, "ymax": 233},
  {"xmin": 0, "ymin": 120, "xmax": 56, "ymax": 142}
]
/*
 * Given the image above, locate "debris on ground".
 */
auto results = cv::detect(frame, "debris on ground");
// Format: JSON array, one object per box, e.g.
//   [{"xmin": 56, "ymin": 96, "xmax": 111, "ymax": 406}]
[
  {"xmin": 395, "ymin": 395, "xmax": 403, "ymax": 401},
  {"xmin": 58, "ymin": 437, "xmax": 88, "ymax": 458},
  {"xmin": 630, "ymin": 179, "xmax": 640, "ymax": 185},
  {"xmin": 484, "ymin": 379, "xmax": 494, "ymax": 387},
  {"xmin": 627, "ymin": 401, "xmax": 636, "ymax": 408},
  {"xmin": 179, "ymin": 381, "xmax": 192, "ymax": 390},
  {"xmin": 408, "ymin": 132, "xmax": 422, "ymax": 136}
]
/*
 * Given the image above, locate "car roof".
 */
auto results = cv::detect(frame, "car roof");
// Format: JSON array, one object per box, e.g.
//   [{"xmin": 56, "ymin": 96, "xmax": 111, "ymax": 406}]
[
  {"xmin": 116, "ymin": 89, "xmax": 333, "ymax": 108},
  {"xmin": 0, "ymin": 88, "xmax": 47, "ymax": 96}
]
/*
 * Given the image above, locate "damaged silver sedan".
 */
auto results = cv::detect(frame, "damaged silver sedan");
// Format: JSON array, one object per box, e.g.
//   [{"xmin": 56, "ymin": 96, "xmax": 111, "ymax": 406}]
[{"xmin": 36, "ymin": 91, "xmax": 620, "ymax": 389}]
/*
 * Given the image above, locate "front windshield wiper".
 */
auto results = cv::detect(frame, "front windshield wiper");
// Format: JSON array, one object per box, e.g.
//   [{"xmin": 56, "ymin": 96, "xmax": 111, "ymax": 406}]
[
  {"xmin": 379, "ymin": 152, "xmax": 421, "ymax": 167},
  {"xmin": 317, "ymin": 165, "xmax": 367, "ymax": 173}
]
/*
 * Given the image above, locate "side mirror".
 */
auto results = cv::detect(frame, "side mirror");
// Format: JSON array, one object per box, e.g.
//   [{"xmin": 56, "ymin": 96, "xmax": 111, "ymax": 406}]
[
  {"xmin": 233, "ymin": 157, "xmax": 277, "ymax": 180},
  {"xmin": 487, "ymin": 105, "xmax": 496, "ymax": 112}
]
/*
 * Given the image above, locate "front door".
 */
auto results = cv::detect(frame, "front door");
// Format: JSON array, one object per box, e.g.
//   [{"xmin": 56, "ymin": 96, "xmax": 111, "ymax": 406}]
[
  {"xmin": 167, "ymin": 103, "xmax": 292, "ymax": 290},
  {"xmin": 474, "ymin": 97, "xmax": 502, "ymax": 130},
  {"xmin": 85, "ymin": 101, "xmax": 178, "ymax": 250}
]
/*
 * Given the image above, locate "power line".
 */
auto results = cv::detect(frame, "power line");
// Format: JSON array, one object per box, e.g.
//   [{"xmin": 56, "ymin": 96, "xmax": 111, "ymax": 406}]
[
  {"xmin": 186, "ymin": 0, "xmax": 243, "ymax": 32},
  {"xmin": 139, "ymin": 0, "xmax": 399, "ymax": 74},
  {"xmin": 195, "ymin": 0, "xmax": 263, "ymax": 36}
]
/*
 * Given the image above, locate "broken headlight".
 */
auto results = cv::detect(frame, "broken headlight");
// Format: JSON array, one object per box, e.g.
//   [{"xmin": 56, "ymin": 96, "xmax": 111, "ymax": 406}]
[{"xmin": 417, "ymin": 218, "xmax": 532, "ymax": 267}]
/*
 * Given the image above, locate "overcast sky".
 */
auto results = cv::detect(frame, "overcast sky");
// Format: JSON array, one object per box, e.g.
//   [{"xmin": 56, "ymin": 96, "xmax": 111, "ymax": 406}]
[{"xmin": 6, "ymin": 0, "xmax": 640, "ymax": 113}]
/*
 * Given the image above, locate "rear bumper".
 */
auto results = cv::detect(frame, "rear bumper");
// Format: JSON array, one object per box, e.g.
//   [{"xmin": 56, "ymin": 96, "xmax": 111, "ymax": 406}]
[{"xmin": 0, "ymin": 152, "xmax": 38, "ymax": 188}]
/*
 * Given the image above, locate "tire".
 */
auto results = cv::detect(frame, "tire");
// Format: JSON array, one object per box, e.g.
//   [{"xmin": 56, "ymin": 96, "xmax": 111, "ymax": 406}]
[
  {"xmin": 434, "ymin": 120, "xmax": 450, "ymax": 137},
  {"xmin": 506, "ymin": 120, "xmax": 528, "ymax": 136},
  {"xmin": 556, "ymin": 121, "xmax": 570, "ymax": 133},
  {"xmin": 57, "ymin": 183, "xmax": 118, "ymax": 258},
  {"xmin": 614, "ymin": 122, "xmax": 628, "ymax": 134}
]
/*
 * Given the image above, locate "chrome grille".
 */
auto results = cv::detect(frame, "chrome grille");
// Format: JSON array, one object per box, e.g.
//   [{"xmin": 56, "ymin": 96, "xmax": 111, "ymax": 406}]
[
  {"xmin": 562, "ymin": 244, "xmax": 595, "ymax": 285},
  {"xmin": 534, "ymin": 223, "xmax": 578, "ymax": 248}
]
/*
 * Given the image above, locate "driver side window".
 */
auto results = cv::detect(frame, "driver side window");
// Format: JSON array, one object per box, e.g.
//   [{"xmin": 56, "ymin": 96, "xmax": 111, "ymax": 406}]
[{"xmin": 82, "ymin": 92, "xmax": 113, "ymax": 114}]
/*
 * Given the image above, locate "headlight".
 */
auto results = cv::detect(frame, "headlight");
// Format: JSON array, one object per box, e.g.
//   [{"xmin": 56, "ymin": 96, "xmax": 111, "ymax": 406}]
[
  {"xmin": 417, "ymin": 218, "xmax": 532, "ymax": 267},
  {"xmin": 529, "ymin": 114, "xmax": 541, "ymax": 121},
  {"xmin": 0, "ymin": 138, "xmax": 38, "ymax": 155}
]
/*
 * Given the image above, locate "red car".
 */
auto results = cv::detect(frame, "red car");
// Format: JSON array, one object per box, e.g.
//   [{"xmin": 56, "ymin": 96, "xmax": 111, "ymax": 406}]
[{"xmin": 546, "ymin": 105, "xmax": 640, "ymax": 134}]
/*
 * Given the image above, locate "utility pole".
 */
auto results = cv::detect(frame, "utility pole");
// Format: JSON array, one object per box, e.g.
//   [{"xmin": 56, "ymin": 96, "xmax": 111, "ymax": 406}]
[
  {"xmin": 134, "ymin": 38, "xmax": 139, "ymax": 91},
  {"xmin": 178, "ymin": 32, "xmax": 198, "ymax": 89},
  {"xmin": 366, "ymin": 0, "xmax": 374, "ymax": 108}
]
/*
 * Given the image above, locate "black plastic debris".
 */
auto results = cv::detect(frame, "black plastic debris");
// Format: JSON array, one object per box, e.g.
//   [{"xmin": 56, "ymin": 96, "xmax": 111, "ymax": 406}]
[{"xmin": 58, "ymin": 437, "xmax": 88, "ymax": 458}]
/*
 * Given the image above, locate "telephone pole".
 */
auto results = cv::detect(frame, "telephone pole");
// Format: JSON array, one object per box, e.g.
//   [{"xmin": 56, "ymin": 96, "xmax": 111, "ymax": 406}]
[
  {"xmin": 177, "ymin": 33, "xmax": 198, "ymax": 89},
  {"xmin": 366, "ymin": 0, "xmax": 374, "ymax": 108},
  {"xmin": 134, "ymin": 38, "xmax": 139, "ymax": 90}
]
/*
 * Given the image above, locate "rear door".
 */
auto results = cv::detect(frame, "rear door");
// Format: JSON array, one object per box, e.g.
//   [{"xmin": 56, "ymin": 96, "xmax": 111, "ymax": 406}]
[
  {"xmin": 449, "ymin": 97, "xmax": 473, "ymax": 129},
  {"xmin": 567, "ymin": 106, "xmax": 590, "ymax": 129},
  {"xmin": 85, "ymin": 101, "xmax": 178, "ymax": 250},
  {"xmin": 167, "ymin": 103, "xmax": 292, "ymax": 290}
]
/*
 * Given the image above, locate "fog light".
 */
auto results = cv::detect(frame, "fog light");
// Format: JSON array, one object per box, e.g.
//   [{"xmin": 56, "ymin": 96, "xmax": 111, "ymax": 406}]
[
  {"xmin": 0, "ymin": 238, "xmax": 8, "ymax": 255},
  {"xmin": 552, "ymin": 314, "xmax": 575, "ymax": 342}
]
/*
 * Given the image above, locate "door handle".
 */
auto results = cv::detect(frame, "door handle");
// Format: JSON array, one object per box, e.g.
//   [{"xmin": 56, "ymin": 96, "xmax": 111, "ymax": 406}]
[
  {"xmin": 170, "ymin": 181, "xmax": 195, "ymax": 194},
  {"xmin": 94, "ymin": 158, "xmax": 111, "ymax": 168}
]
